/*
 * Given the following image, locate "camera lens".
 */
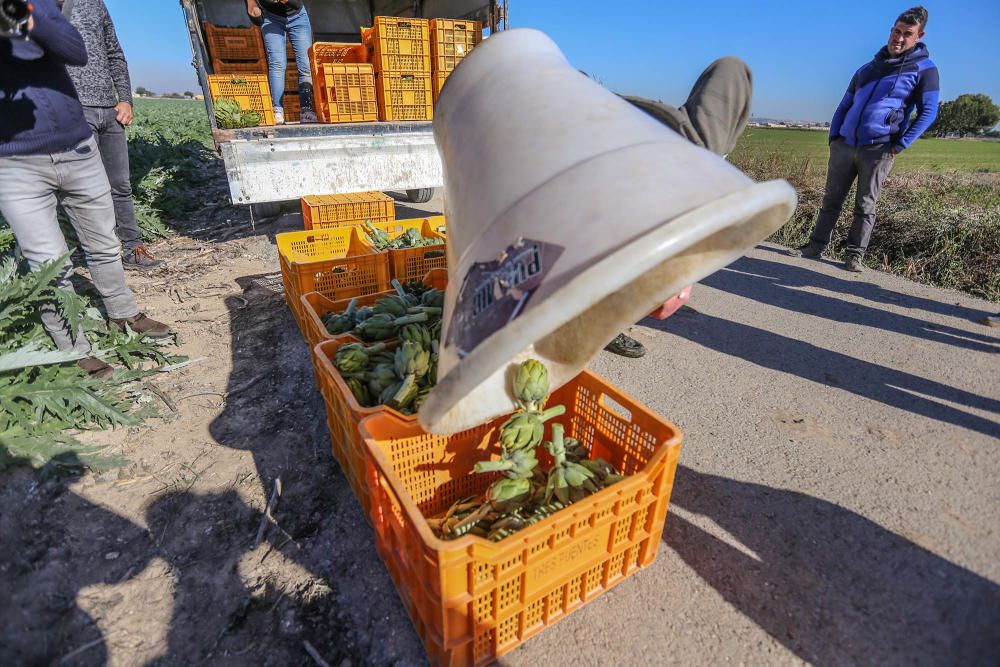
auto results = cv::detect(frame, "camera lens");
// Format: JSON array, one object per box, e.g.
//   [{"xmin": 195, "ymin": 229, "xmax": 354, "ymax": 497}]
[{"xmin": 1, "ymin": 0, "xmax": 29, "ymax": 21}]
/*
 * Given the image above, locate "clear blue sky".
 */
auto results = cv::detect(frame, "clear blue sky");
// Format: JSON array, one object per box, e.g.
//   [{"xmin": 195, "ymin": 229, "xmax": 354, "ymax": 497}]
[{"xmin": 108, "ymin": 0, "xmax": 1000, "ymax": 122}]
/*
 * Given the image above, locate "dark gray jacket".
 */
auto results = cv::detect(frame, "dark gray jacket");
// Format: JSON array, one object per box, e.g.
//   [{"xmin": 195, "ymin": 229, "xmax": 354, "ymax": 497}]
[{"xmin": 62, "ymin": 0, "xmax": 133, "ymax": 107}]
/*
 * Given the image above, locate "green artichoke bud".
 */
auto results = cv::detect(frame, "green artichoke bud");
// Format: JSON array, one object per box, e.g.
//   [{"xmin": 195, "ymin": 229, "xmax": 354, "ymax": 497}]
[
  {"xmin": 499, "ymin": 411, "xmax": 544, "ymax": 452},
  {"xmin": 421, "ymin": 289, "xmax": 444, "ymax": 309},
  {"xmin": 347, "ymin": 377, "xmax": 371, "ymax": 407},
  {"xmin": 486, "ymin": 477, "xmax": 532, "ymax": 513},
  {"xmin": 394, "ymin": 340, "xmax": 430, "ymax": 379},
  {"xmin": 354, "ymin": 313, "xmax": 398, "ymax": 341},
  {"xmin": 373, "ymin": 295, "xmax": 410, "ymax": 317},
  {"xmin": 400, "ymin": 323, "xmax": 431, "ymax": 349},
  {"xmin": 335, "ymin": 347, "xmax": 368, "ymax": 375},
  {"xmin": 513, "ymin": 359, "xmax": 549, "ymax": 411}
]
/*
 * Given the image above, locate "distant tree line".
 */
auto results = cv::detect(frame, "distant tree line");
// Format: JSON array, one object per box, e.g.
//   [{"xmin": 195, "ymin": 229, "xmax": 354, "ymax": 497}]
[
  {"xmin": 927, "ymin": 93, "xmax": 1000, "ymax": 138},
  {"xmin": 133, "ymin": 86, "xmax": 198, "ymax": 99}
]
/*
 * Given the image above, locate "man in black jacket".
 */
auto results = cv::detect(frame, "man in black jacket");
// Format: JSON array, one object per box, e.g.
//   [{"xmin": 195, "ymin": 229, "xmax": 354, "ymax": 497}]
[
  {"xmin": 60, "ymin": 0, "xmax": 165, "ymax": 269},
  {"xmin": 0, "ymin": 0, "xmax": 170, "ymax": 378}
]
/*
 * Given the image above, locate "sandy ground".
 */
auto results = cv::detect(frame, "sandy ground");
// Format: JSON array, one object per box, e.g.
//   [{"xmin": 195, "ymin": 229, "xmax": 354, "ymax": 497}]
[{"xmin": 1, "ymin": 189, "xmax": 998, "ymax": 666}]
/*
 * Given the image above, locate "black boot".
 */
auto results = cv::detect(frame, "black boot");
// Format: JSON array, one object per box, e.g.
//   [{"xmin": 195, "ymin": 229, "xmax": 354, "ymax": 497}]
[{"xmin": 298, "ymin": 81, "xmax": 318, "ymax": 123}]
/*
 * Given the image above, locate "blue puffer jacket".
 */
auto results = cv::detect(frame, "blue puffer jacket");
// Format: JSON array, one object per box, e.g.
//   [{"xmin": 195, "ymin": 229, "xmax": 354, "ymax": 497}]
[{"xmin": 830, "ymin": 42, "xmax": 940, "ymax": 152}]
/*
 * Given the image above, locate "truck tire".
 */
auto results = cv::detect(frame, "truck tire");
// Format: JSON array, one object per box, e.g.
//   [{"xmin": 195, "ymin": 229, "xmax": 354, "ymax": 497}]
[{"xmin": 406, "ymin": 188, "xmax": 435, "ymax": 204}]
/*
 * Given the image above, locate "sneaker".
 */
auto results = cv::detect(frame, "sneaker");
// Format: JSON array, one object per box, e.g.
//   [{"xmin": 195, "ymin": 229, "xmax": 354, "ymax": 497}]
[
  {"xmin": 77, "ymin": 356, "xmax": 114, "ymax": 380},
  {"xmin": 979, "ymin": 315, "xmax": 1000, "ymax": 328},
  {"xmin": 605, "ymin": 333, "xmax": 646, "ymax": 358},
  {"xmin": 110, "ymin": 313, "xmax": 171, "ymax": 338},
  {"xmin": 273, "ymin": 106, "xmax": 285, "ymax": 125},
  {"xmin": 299, "ymin": 107, "xmax": 318, "ymax": 123},
  {"xmin": 844, "ymin": 255, "xmax": 865, "ymax": 273},
  {"xmin": 787, "ymin": 243, "xmax": 823, "ymax": 259},
  {"xmin": 122, "ymin": 245, "xmax": 165, "ymax": 271}
]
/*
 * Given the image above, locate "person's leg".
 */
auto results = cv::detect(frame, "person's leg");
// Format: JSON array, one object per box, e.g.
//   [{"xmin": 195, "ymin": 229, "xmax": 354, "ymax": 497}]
[
  {"xmin": 260, "ymin": 12, "xmax": 288, "ymax": 116},
  {"xmin": 0, "ymin": 153, "xmax": 92, "ymax": 354},
  {"xmin": 802, "ymin": 139, "xmax": 859, "ymax": 252},
  {"xmin": 53, "ymin": 136, "xmax": 139, "ymax": 316},
  {"xmin": 287, "ymin": 7, "xmax": 317, "ymax": 122},
  {"xmin": 623, "ymin": 57, "xmax": 753, "ymax": 157},
  {"xmin": 677, "ymin": 56, "xmax": 753, "ymax": 156},
  {"xmin": 845, "ymin": 143, "xmax": 895, "ymax": 261},
  {"xmin": 86, "ymin": 106, "xmax": 163, "ymax": 269},
  {"xmin": 55, "ymin": 138, "xmax": 171, "ymax": 337}
]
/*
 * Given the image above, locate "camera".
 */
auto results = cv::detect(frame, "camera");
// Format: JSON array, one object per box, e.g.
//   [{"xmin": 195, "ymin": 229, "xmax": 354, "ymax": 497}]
[{"xmin": 0, "ymin": 0, "xmax": 31, "ymax": 40}]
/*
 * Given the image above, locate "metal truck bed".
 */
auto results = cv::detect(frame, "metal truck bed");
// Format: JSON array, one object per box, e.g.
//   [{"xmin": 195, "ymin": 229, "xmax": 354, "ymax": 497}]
[{"xmin": 179, "ymin": 0, "xmax": 506, "ymax": 204}]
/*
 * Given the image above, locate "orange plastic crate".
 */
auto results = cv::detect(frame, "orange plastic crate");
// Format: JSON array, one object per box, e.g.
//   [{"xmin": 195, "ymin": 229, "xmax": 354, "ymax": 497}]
[
  {"xmin": 313, "ymin": 337, "xmax": 413, "ymax": 518},
  {"xmin": 208, "ymin": 75, "xmax": 275, "ymax": 126},
  {"xmin": 276, "ymin": 228, "xmax": 388, "ymax": 331},
  {"xmin": 432, "ymin": 71, "xmax": 451, "ymax": 105},
  {"xmin": 368, "ymin": 217, "xmax": 447, "ymax": 283},
  {"xmin": 361, "ymin": 372, "xmax": 683, "ymax": 667},
  {"xmin": 301, "ymin": 191, "xmax": 395, "ymax": 230},
  {"xmin": 309, "ymin": 42, "xmax": 369, "ymax": 119},
  {"xmin": 320, "ymin": 63, "xmax": 379, "ymax": 123},
  {"xmin": 376, "ymin": 72, "xmax": 433, "ymax": 121},
  {"xmin": 300, "ymin": 268, "xmax": 447, "ymax": 349},
  {"xmin": 430, "ymin": 19, "xmax": 482, "ymax": 73},
  {"xmin": 212, "ymin": 58, "xmax": 265, "ymax": 75},
  {"xmin": 283, "ymin": 93, "xmax": 300, "ymax": 122},
  {"xmin": 361, "ymin": 17, "xmax": 431, "ymax": 73},
  {"xmin": 203, "ymin": 23, "xmax": 264, "ymax": 62},
  {"xmin": 285, "ymin": 66, "xmax": 299, "ymax": 93}
]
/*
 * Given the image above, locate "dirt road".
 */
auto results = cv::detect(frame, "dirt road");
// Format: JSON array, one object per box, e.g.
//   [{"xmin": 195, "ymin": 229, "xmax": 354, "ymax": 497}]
[{"xmin": 1, "ymin": 191, "xmax": 997, "ymax": 666}]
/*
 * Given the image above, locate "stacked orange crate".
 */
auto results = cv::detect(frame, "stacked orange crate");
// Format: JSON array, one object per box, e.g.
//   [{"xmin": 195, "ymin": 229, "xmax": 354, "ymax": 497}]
[
  {"xmin": 319, "ymin": 63, "xmax": 379, "ymax": 123},
  {"xmin": 429, "ymin": 19, "xmax": 482, "ymax": 104},
  {"xmin": 309, "ymin": 42, "xmax": 369, "ymax": 122},
  {"xmin": 204, "ymin": 23, "xmax": 265, "ymax": 64},
  {"xmin": 361, "ymin": 17, "xmax": 433, "ymax": 121}
]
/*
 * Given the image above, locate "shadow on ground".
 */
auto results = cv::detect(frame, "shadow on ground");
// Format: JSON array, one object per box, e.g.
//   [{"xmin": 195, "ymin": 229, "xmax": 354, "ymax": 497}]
[
  {"xmin": 665, "ymin": 465, "xmax": 1000, "ymax": 665},
  {"xmin": 641, "ymin": 306, "xmax": 1000, "ymax": 438},
  {"xmin": 756, "ymin": 245, "xmax": 994, "ymax": 324},
  {"xmin": 707, "ymin": 256, "xmax": 1000, "ymax": 354}
]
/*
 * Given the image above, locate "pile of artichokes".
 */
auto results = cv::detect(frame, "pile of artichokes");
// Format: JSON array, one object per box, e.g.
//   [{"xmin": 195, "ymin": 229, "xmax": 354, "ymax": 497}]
[
  {"xmin": 359, "ymin": 222, "xmax": 445, "ymax": 252},
  {"xmin": 322, "ymin": 279, "xmax": 444, "ymax": 342},
  {"xmin": 427, "ymin": 359, "xmax": 624, "ymax": 542}
]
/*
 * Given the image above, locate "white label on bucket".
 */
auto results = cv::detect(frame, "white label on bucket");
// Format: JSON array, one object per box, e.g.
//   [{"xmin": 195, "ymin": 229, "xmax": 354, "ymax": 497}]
[{"xmin": 447, "ymin": 238, "xmax": 563, "ymax": 359}]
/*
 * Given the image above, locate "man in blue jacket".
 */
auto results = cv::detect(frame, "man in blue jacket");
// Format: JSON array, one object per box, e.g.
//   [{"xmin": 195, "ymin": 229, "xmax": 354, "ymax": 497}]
[
  {"xmin": 0, "ymin": 0, "xmax": 170, "ymax": 378},
  {"xmin": 789, "ymin": 6, "xmax": 939, "ymax": 272}
]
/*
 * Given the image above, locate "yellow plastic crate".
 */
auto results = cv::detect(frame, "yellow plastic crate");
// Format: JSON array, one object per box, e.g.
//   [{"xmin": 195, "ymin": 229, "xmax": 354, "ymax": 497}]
[
  {"xmin": 301, "ymin": 191, "xmax": 395, "ymax": 230},
  {"xmin": 367, "ymin": 217, "xmax": 448, "ymax": 283},
  {"xmin": 376, "ymin": 72, "xmax": 433, "ymax": 121},
  {"xmin": 207, "ymin": 75, "xmax": 275, "ymax": 126},
  {"xmin": 320, "ymin": 63, "xmax": 378, "ymax": 123},
  {"xmin": 430, "ymin": 19, "xmax": 482, "ymax": 73},
  {"xmin": 275, "ymin": 227, "xmax": 388, "ymax": 332},
  {"xmin": 361, "ymin": 17, "xmax": 431, "ymax": 73}
]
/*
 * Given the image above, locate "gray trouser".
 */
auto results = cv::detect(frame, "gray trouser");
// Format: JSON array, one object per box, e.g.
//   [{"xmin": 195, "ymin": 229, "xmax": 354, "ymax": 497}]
[
  {"xmin": 83, "ymin": 106, "xmax": 142, "ymax": 252},
  {"xmin": 623, "ymin": 56, "xmax": 753, "ymax": 157},
  {"xmin": 0, "ymin": 135, "xmax": 139, "ymax": 353},
  {"xmin": 810, "ymin": 139, "xmax": 895, "ymax": 258}
]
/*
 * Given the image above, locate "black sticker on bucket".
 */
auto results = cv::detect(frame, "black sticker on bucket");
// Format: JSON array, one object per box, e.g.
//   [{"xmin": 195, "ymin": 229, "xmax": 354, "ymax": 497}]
[{"xmin": 447, "ymin": 238, "xmax": 563, "ymax": 359}]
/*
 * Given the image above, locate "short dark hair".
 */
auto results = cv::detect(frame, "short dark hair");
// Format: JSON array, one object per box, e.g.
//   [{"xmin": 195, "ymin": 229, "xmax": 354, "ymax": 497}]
[{"xmin": 896, "ymin": 6, "xmax": 928, "ymax": 30}]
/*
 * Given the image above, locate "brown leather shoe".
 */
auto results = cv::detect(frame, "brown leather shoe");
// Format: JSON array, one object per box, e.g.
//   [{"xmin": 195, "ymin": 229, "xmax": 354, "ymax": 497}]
[
  {"xmin": 77, "ymin": 356, "xmax": 114, "ymax": 380},
  {"xmin": 111, "ymin": 313, "xmax": 172, "ymax": 338}
]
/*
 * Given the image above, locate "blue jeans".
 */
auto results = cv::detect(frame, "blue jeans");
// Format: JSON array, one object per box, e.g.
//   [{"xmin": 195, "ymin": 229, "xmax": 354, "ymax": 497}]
[{"xmin": 261, "ymin": 6, "xmax": 313, "ymax": 108}]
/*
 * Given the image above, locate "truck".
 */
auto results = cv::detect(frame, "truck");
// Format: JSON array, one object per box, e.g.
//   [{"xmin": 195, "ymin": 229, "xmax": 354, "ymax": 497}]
[{"xmin": 179, "ymin": 0, "xmax": 508, "ymax": 206}]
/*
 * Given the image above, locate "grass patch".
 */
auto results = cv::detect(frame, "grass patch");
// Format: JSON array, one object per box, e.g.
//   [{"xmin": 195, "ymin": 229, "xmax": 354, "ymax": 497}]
[{"xmin": 731, "ymin": 129, "xmax": 1000, "ymax": 301}]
